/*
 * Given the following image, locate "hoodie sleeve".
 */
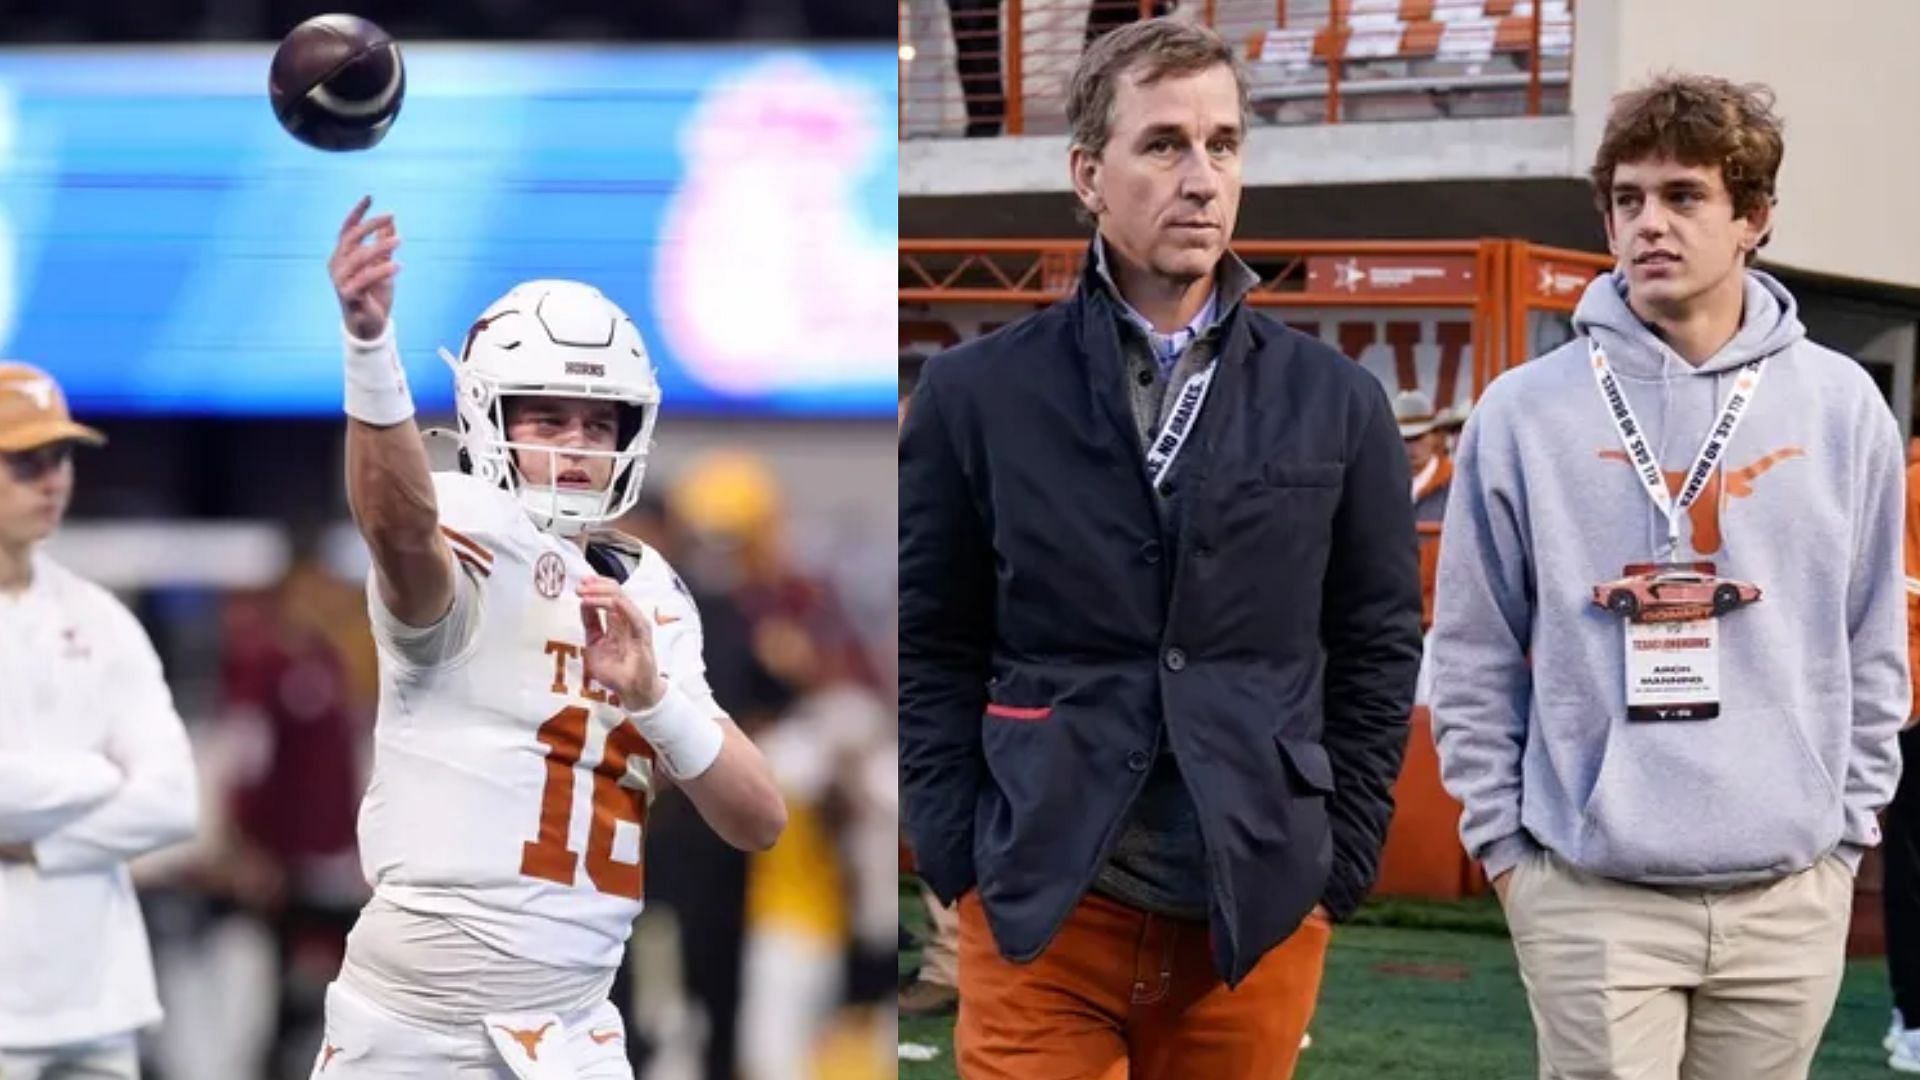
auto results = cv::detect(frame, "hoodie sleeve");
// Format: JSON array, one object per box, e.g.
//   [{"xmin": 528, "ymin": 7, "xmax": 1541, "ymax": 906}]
[
  {"xmin": 1838, "ymin": 394, "xmax": 1909, "ymax": 866},
  {"xmin": 1428, "ymin": 380, "xmax": 1539, "ymax": 882}
]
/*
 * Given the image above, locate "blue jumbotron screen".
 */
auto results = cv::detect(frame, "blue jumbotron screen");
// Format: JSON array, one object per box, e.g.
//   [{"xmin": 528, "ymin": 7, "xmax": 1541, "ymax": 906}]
[{"xmin": 0, "ymin": 44, "xmax": 897, "ymax": 417}]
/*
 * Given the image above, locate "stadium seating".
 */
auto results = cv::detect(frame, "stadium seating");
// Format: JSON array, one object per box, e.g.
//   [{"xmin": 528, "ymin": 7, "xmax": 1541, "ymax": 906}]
[{"xmin": 1246, "ymin": 0, "xmax": 1572, "ymax": 122}]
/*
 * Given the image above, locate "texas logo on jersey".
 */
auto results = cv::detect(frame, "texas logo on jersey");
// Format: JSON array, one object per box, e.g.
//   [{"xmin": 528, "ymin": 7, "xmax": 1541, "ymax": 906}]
[{"xmin": 1598, "ymin": 446, "xmax": 1806, "ymax": 554}]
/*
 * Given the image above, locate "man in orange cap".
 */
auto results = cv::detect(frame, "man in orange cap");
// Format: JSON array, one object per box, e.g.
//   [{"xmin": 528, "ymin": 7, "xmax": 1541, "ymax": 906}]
[
  {"xmin": 0, "ymin": 362, "xmax": 199, "ymax": 1079},
  {"xmin": 0, "ymin": 362, "xmax": 106, "ymax": 585}
]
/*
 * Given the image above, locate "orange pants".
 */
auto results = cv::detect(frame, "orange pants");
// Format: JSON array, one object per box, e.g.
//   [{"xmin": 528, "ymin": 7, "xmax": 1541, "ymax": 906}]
[{"xmin": 954, "ymin": 890, "xmax": 1330, "ymax": 1080}]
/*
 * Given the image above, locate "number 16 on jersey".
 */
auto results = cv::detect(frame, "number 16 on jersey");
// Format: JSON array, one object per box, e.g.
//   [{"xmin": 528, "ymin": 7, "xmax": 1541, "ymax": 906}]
[{"xmin": 519, "ymin": 706, "xmax": 656, "ymax": 900}]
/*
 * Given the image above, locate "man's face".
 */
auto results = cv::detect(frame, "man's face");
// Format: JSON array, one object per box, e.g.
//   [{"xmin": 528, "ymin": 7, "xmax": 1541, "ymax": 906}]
[
  {"xmin": 0, "ymin": 442, "xmax": 75, "ymax": 547},
  {"xmin": 504, "ymin": 398, "xmax": 622, "ymax": 492},
  {"xmin": 1072, "ymin": 63, "xmax": 1243, "ymax": 285},
  {"xmin": 1604, "ymin": 156, "xmax": 1767, "ymax": 319},
  {"xmin": 1404, "ymin": 431, "xmax": 1440, "ymax": 474}
]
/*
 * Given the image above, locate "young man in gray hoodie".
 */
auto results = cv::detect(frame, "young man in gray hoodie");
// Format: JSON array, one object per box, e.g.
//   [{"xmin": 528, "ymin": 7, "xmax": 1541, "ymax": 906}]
[{"xmin": 1430, "ymin": 74, "xmax": 1907, "ymax": 1079}]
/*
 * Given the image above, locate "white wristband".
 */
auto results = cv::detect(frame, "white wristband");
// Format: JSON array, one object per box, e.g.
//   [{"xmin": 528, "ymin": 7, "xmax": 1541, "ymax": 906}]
[
  {"xmin": 631, "ymin": 682, "xmax": 725, "ymax": 780},
  {"xmin": 343, "ymin": 321, "xmax": 415, "ymax": 426}
]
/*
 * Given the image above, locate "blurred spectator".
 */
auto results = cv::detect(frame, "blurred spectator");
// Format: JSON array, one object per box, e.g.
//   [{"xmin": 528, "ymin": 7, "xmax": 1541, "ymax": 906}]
[
  {"xmin": 659, "ymin": 451, "xmax": 893, "ymax": 1078},
  {"xmin": 617, "ymin": 488, "xmax": 785, "ymax": 1080},
  {"xmin": 620, "ymin": 490, "xmax": 788, "ymax": 724},
  {"xmin": 0, "ymin": 363, "xmax": 200, "ymax": 1080},
  {"xmin": 1396, "ymin": 391, "xmax": 1453, "ymax": 707},
  {"xmin": 1395, "ymin": 389, "xmax": 1452, "ymax": 526},
  {"xmin": 738, "ymin": 684, "xmax": 895, "ymax": 1078},
  {"xmin": 216, "ymin": 553, "xmax": 371, "ymax": 1078},
  {"xmin": 670, "ymin": 451, "xmax": 879, "ymax": 695}
]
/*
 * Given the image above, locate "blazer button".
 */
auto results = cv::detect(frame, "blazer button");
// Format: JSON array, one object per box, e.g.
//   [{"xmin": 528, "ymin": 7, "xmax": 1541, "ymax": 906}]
[
  {"xmin": 1140, "ymin": 540, "xmax": 1162, "ymax": 565},
  {"xmin": 1135, "ymin": 367, "xmax": 1154, "ymax": 387},
  {"xmin": 1156, "ymin": 479, "xmax": 1175, "ymax": 497},
  {"xmin": 1126, "ymin": 750, "xmax": 1151, "ymax": 772},
  {"xmin": 1164, "ymin": 648, "xmax": 1187, "ymax": 672}
]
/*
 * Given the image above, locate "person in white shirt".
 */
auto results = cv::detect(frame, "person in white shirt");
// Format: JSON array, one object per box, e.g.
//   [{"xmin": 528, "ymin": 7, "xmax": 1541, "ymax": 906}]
[
  {"xmin": 0, "ymin": 362, "xmax": 199, "ymax": 1080},
  {"xmin": 316, "ymin": 197, "xmax": 787, "ymax": 1079}
]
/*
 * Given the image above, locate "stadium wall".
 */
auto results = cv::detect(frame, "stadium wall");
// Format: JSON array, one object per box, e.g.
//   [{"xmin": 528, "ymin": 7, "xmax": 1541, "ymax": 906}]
[{"xmin": 1574, "ymin": 0, "xmax": 1920, "ymax": 291}]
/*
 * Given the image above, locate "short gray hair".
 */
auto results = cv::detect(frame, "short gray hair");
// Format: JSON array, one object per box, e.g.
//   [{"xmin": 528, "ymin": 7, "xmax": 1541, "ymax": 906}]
[{"xmin": 1066, "ymin": 17, "xmax": 1250, "ymax": 159}]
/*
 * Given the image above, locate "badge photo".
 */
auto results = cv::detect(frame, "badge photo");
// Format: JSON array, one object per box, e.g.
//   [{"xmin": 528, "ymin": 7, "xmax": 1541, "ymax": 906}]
[{"xmin": 1591, "ymin": 562, "xmax": 1760, "ymax": 723}]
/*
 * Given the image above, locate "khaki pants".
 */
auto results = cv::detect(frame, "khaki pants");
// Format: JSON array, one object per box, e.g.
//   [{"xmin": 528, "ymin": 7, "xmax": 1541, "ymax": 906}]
[
  {"xmin": 1504, "ymin": 850, "xmax": 1852, "ymax": 1080},
  {"xmin": 919, "ymin": 882, "xmax": 960, "ymax": 990}
]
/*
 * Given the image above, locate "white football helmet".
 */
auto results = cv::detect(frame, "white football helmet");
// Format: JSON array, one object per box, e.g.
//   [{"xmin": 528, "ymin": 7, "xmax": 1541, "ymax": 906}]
[{"xmin": 438, "ymin": 280, "xmax": 661, "ymax": 538}]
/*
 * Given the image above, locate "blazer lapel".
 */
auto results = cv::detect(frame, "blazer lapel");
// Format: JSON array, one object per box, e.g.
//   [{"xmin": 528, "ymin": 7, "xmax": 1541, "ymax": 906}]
[{"xmin": 1074, "ymin": 287, "xmax": 1154, "ymax": 485}]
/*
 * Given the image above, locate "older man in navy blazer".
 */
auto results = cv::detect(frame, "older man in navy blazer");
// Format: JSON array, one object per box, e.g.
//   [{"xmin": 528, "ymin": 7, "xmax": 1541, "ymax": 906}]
[{"xmin": 899, "ymin": 18, "xmax": 1422, "ymax": 1080}]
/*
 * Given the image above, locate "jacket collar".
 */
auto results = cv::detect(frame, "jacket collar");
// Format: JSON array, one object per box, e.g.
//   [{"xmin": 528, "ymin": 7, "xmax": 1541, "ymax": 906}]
[
  {"xmin": 1084, "ymin": 236, "xmax": 1260, "ymax": 336},
  {"xmin": 1073, "ymin": 240, "xmax": 1261, "ymax": 367},
  {"xmin": 1069, "ymin": 241, "xmax": 1265, "ymax": 487}
]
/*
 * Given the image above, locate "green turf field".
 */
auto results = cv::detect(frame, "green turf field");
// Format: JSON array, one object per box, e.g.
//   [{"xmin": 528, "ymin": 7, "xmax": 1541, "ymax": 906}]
[{"xmin": 899, "ymin": 887, "xmax": 1900, "ymax": 1079}]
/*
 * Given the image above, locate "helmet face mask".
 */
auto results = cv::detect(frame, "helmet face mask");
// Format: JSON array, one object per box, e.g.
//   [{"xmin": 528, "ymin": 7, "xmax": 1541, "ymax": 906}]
[{"xmin": 440, "ymin": 280, "xmax": 662, "ymax": 538}]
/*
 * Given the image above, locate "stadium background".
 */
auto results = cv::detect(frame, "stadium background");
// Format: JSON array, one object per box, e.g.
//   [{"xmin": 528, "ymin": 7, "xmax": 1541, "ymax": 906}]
[
  {"xmin": 898, "ymin": 0, "xmax": 1920, "ymax": 1075},
  {"xmin": 2, "ymin": 3, "xmax": 898, "ymax": 1079}
]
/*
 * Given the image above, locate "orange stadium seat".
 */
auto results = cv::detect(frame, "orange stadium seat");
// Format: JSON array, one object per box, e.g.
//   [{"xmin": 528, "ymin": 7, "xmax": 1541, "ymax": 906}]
[{"xmin": 1246, "ymin": 0, "xmax": 1571, "ymax": 122}]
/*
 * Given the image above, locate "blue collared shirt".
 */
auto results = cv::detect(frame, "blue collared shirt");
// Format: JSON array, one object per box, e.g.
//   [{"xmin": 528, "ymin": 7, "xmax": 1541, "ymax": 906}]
[{"xmin": 1094, "ymin": 237, "xmax": 1218, "ymax": 379}]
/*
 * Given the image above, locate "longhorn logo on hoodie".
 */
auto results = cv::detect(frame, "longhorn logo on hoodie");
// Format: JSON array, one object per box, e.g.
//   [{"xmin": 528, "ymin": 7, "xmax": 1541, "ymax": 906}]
[{"xmin": 1598, "ymin": 447, "xmax": 1806, "ymax": 554}]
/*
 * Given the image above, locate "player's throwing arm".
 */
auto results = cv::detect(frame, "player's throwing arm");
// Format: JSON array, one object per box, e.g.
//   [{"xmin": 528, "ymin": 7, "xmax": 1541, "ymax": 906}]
[{"xmin": 331, "ymin": 196, "xmax": 454, "ymax": 628}]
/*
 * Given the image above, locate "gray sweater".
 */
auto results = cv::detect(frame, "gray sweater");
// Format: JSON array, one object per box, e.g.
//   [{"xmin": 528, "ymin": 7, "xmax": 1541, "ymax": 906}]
[
  {"xmin": 1430, "ymin": 270, "xmax": 1907, "ymax": 886},
  {"xmin": 1086, "ymin": 243, "xmax": 1259, "ymax": 919}
]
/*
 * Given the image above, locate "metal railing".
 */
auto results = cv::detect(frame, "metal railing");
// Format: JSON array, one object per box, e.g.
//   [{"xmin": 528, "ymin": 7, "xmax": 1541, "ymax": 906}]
[{"xmin": 899, "ymin": 0, "xmax": 1574, "ymax": 138}]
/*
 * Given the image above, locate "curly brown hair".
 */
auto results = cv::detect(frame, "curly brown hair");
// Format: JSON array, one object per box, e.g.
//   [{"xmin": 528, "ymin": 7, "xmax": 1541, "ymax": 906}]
[{"xmin": 1590, "ymin": 73, "xmax": 1784, "ymax": 253}]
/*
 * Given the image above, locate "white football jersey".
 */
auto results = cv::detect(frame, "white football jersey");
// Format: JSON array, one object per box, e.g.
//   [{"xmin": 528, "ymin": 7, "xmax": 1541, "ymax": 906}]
[{"xmin": 357, "ymin": 472, "xmax": 722, "ymax": 969}]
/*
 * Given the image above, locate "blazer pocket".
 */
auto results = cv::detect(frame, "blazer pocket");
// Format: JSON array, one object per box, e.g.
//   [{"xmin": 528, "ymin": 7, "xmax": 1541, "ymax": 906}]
[
  {"xmin": 1263, "ymin": 462, "xmax": 1344, "ymax": 488},
  {"xmin": 985, "ymin": 702, "xmax": 1053, "ymax": 722},
  {"xmin": 1276, "ymin": 735, "xmax": 1336, "ymax": 795}
]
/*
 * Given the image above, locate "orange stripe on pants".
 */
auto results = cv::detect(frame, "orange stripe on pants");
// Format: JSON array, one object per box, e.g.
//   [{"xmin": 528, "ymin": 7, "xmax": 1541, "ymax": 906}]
[{"xmin": 954, "ymin": 889, "xmax": 1330, "ymax": 1079}]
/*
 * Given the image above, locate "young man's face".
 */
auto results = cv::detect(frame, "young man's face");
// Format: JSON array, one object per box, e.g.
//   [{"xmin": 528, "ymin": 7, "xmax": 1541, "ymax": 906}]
[
  {"xmin": 1604, "ymin": 156, "xmax": 1768, "ymax": 318},
  {"xmin": 0, "ymin": 442, "xmax": 75, "ymax": 548},
  {"xmin": 504, "ymin": 398, "xmax": 622, "ymax": 491},
  {"xmin": 1073, "ymin": 63, "xmax": 1243, "ymax": 285}
]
